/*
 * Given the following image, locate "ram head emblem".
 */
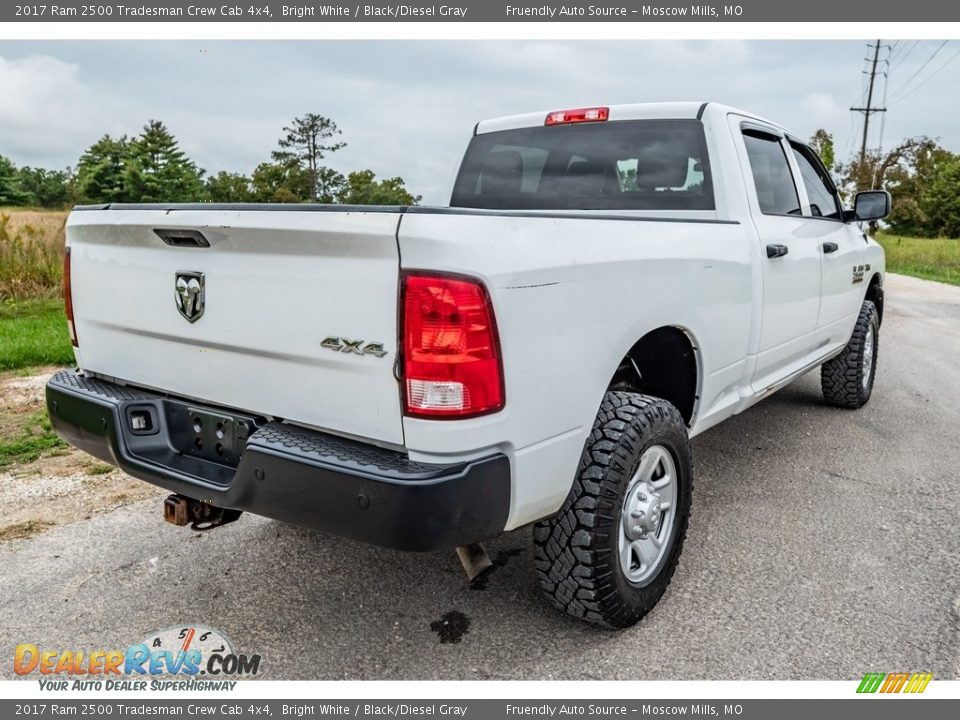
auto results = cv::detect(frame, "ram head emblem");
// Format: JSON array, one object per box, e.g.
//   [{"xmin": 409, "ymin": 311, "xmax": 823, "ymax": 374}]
[{"xmin": 175, "ymin": 272, "xmax": 205, "ymax": 323}]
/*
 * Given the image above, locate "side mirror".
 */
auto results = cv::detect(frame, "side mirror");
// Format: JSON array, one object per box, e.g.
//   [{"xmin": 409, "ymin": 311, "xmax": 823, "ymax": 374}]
[{"xmin": 853, "ymin": 190, "xmax": 891, "ymax": 222}]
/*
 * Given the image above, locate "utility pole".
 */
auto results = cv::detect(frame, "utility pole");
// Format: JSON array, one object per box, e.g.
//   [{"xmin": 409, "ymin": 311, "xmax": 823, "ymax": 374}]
[{"xmin": 851, "ymin": 40, "xmax": 888, "ymax": 173}]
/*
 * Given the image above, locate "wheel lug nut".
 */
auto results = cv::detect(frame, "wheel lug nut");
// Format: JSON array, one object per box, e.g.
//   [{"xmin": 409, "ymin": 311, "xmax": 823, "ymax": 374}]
[{"xmin": 638, "ymin": 493, "xmax": 647, "ymax": 501}]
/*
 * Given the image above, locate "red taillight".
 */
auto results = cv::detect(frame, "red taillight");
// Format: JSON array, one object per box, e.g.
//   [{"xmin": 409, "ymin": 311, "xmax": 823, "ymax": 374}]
[
  {"xmin": 63, "ymin": 246, "xmax": 78, "ymax": 347},
  {"xmin": 545, "ymin": 106, "xmax": 609, "ymax": 126},
  {"xmin": 401, "ymin": 272, "xmax": 504, "ymax": 418}
]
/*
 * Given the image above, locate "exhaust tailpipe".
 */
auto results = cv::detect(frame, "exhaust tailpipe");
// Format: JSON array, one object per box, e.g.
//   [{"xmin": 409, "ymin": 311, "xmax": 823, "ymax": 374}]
[{"xmin": 456, "ymin": 543, "xmax": 493, "ymax": 581}]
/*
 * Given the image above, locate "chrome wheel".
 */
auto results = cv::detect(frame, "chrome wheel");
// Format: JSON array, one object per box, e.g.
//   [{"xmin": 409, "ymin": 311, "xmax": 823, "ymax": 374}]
[
  {"xmin": 862, "ymin": 324, "xmax": 875, "ymax": 390},
  {"xmin": 619, "ymin": 445, "xmax": 677, "ymax": 587}
]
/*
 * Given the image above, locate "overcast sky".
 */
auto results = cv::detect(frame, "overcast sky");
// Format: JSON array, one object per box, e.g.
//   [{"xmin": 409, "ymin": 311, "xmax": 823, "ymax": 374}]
[{"xmin": 1, "ymin": 40, "xmax": 958, "ymax": 203}]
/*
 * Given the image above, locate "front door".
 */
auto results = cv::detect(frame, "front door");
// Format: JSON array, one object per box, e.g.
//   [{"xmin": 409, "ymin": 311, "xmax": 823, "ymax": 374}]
[{"xmin": 786, "ymin": 140, "xmax": 865, "ymax": 351}]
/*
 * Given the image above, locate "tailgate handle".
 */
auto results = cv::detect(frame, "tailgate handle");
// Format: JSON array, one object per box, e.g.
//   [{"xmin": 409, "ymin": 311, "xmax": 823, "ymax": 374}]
[{"xmin": 154, "ymin": 228, "xmax": 210, "ymax": 248}]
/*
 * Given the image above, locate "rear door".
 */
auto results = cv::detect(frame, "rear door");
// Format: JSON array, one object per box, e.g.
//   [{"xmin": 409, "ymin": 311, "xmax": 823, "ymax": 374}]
[
  {"xmin": 732, "ymin": 121, "xmax": 822, "ymax": 391},
  {"xmin": 67, "ymin": 206, "xmax": 406, "ymax": 446}
]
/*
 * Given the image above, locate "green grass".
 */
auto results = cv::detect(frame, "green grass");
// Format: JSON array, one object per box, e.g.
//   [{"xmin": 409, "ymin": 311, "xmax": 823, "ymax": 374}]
[
  {"xmin": 0, "ymin": 298, "xmax": 75, "ymax": 371},
  {"xmin": 0, "ymin": 410, "xmax": 66, "ymax": 467},
  {"xmin": 85, "ymin": 464, "xmax": 115, "ymax": 476},
  {"xmin": 876, "ymin": 233, "xmax": 960, "ymax": 287}
]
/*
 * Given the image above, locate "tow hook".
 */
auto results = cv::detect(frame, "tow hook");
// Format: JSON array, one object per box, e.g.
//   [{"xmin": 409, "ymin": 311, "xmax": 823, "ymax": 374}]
[{"xmin": 163, "ymin": 494, "xmax": 242, "ymax": 531}]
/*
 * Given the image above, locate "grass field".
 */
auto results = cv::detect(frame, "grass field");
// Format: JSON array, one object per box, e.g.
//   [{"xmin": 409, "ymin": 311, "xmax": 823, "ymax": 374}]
[
  {"xmin": 0, "ymin": 408, "xmax": 65, "ymax": 468},
  {"xmin": 0, "ymin": 209, "xmax": 72, "ymax": 371},
  {"xmin": 875, "ymin": 233, "xmax": 960, "ymax": 287},
  {"xmin": 0, "ymin": 209, "xmax": 68, "ymax": 301},
  {"xmin": 0, "ymin": 299, "xmax": 75, "ymax": 371},
  {"xmin": 0, "ymin": 209, "xmax": 956, "ymax": 374}
]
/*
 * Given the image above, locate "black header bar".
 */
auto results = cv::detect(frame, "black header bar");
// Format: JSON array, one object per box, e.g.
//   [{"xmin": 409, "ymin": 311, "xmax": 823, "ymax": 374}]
[{"xmin": 5, "ymin": 1, "xmax": 959, "ymax": 22}]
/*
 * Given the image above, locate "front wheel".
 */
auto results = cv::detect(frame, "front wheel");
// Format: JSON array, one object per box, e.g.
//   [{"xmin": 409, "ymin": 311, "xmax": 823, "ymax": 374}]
[
  {"xmin": 821, "ymin": 299, "xmax": 879, "ymax": 409},
  {"xmin": 533, "ymin": 392, "xmax": 693, "ymax": 629}
]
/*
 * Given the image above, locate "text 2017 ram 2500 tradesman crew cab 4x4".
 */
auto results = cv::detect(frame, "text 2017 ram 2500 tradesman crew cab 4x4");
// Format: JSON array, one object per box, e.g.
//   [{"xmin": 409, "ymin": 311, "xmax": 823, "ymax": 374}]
[{"xmin": 47, "ymin": 102, "xmax": 889, "ymax": 628}]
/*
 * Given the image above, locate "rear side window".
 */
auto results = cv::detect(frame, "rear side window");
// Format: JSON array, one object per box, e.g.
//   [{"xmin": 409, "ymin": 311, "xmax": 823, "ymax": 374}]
[
  {"xmin": 451, "ymin": 120, "xmax": 715, "ymax": 211},
  {"xmin": 741, "ymin": 130, "xmax": 801, "ymax": 216},
  {"xmin": 790, "ymin": 143, "xmax": 842, "ymax": 220}
]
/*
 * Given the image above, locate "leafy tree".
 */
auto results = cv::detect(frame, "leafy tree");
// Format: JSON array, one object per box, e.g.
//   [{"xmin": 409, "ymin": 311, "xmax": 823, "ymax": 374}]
[
  {"xmin": 250, "ymin": 161, "xmax": 312, "ymax": 202},
  {"xmin": 809, "ymin": 129, "xmax": 835, "ymax": 173},
  {"xmin": 17, "ymin": 167, "xmax": 71, "ymax": 208},
  {"xmin": 337, "ymin": 170, "xmax": 420, "ymax": 206},
  {"xmin": 204, "ymin": 171, "xmax": 254, "ymax": 203},
  {"xmin": 124, "ymin": 120, "xmax": 204, "ymax": 203},
  {"xmin": 315, "ymin": 166, "xmax": 347, "ymax": 203},
  {"xmin": 0, "ymin": 156, "xmax": 32, "ymax": 206},
  {"xmin": 74, "ymin": 135, "xmax": 130, "ymax": 204},
  {"xmin": 920, "ymin": 156, "xmax": 960, "ymax": 238},
  {"xmin": 839, "ymin": 136, "xmax": 957, "ymax": 236},
  {"xmin": 272, "ymin": 114, "xmax": 346, "ymax": 202}
]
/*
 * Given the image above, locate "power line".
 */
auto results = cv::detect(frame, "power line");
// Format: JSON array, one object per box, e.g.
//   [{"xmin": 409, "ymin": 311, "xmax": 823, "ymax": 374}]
[
  {"xmin": 887, "ymin": 40, "xmax": 949, "ymax": 102},
  {"xmin": 889, "ymin": 39, "xmax": 919, "ymax": 70},
  {"xmin": 890, "ymin": 46, "xmax": 960, "ymax": 105},
  {"xmin": 872, "ymin": 66, "xmax": 890, "ymax": 188},
  {"xmin": 851, "ymin": 40, "xmax": 887, "ymax": 168},
  {"xmin": 877, "ymin": 64, "xmax": 890, "ymax": 153}
]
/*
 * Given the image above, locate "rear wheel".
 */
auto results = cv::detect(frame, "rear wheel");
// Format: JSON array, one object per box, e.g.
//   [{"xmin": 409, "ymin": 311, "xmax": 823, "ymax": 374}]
[
  {"xmin": 821, "ymin": 300, "xmax": 879, "ymax": 409},
  {"xmin": 533, "ymin": 391, "xmax": 692, "ymax": 629}
]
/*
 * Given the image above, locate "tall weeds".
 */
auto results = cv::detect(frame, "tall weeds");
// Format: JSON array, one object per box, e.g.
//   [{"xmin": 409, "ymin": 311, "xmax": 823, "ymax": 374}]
[{"xmin": 0, "ymin": 211, "xmax": 68, "ymax": 301}]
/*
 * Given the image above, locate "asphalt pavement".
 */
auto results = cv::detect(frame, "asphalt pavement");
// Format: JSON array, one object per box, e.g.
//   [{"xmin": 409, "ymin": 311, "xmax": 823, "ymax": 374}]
[{"xmin": 2, "ymin": 273, "xmax": 958, "ymax": 680}]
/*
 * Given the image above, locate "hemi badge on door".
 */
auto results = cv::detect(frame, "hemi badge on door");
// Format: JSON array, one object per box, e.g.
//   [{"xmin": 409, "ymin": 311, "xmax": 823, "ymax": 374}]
[{"xmin": 852, "ymin": 265, "xmax": 865, "ymax": 284}]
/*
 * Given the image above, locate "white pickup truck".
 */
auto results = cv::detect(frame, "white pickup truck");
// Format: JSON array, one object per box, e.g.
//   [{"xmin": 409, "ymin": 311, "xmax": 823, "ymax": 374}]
[{"xmin": 47, "ymin": 102, "xmax": 888, "ymax": 628}]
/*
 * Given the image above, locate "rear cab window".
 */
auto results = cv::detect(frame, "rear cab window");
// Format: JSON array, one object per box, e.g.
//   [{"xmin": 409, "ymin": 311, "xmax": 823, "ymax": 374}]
[{"xmin": 451, "ymin": 119, "xmax": 715, "ymax": 211}]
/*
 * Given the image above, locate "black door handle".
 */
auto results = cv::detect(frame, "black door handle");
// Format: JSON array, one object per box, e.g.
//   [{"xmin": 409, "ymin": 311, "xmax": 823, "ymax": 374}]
[
  {"xmin": 822, "ymin": 241, "xmax": 839, "ymax": 254},
  {"xmin": 766, "ymin": 244, "xmax": 789, "ymax": 259}
]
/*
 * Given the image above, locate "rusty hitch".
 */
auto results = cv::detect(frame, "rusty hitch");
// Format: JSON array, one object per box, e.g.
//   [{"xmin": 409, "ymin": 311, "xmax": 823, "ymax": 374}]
[{"xmin": 163, "ymin": 494, "xmax": 242, "ymax": 531}]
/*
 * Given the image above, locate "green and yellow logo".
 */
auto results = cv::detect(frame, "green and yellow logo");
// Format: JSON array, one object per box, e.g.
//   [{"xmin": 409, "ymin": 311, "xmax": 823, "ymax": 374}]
[{"xmin": 857, "ymin": 672, "xmax": 933, "ymax": 694}]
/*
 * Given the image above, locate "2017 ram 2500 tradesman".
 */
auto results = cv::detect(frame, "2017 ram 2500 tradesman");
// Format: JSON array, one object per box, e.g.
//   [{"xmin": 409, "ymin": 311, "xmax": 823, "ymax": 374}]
[{"xmin": 47, "ymin": 102, "xmax": 889, "ymax": 628}]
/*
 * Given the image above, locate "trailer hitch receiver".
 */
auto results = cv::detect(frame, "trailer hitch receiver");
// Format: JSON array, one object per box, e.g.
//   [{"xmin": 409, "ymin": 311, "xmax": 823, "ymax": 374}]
[{"xmin": 163, "ymin": 494, "xmax": 242, "ymax": 531}]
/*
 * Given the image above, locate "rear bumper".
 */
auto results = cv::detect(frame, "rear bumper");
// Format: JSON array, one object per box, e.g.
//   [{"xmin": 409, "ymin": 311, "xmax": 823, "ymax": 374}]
[{"xmin": 45, "ymin": 370, "xmax": 510, "ymax": 551}]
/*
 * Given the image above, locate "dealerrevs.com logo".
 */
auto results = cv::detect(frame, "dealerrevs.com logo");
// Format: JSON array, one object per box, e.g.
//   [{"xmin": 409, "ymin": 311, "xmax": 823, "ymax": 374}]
[
  {"xmin": 14, "ymin": 626, "xmax": 262, "ymax": 691},
  {"xmin": 856, "ymin": 672, "xmax": 933, "ymax": 694}
]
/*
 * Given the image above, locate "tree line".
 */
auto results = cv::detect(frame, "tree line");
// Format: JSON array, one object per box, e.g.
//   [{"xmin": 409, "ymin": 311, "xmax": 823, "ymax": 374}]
[
  {"xmin": 809, "ymin": 128, "xmax": 958, "ymax": 238},
  {"xmin": 1, "ymin": 115, "xmax": 957, "ymax": 237},
  {"xmin": 0, "ymin": 113, "xmax": 421, "ymax": 208}
]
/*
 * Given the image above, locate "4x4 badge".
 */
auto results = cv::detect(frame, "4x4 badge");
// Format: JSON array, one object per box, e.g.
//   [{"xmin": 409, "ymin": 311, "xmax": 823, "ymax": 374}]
[
  {"xmin": 321, "ymin": 336, "xmax": 387, "ymax": 358},
  {"xmin": 175, "ymin": 272, "xmax": 205, "ymax": 323}
]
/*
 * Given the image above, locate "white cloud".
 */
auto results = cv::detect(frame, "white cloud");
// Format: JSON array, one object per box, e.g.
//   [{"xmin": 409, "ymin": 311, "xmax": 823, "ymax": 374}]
[
  {"xmin": 0, "ymin": 54, "xmax": 87, "ymax": 164},
  {"xmin": 798, "ymin": 92, "xmax": 848, "ymax": 137},
  {"xmin": 1, "ymin": 41, "xmax": 958, "ymax": 203}
]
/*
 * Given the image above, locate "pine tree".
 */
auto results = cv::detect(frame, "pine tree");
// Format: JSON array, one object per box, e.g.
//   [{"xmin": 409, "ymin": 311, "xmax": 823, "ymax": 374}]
[
  {"xmin": 74, "ymin": 135, "xmax": 130, "ymax": 204},
  {"xmin": 124, "ymin": 120, "xmax": 204, "ymax": 203},
  {"xmin": 0, "ymin": 156, "xmax": 31, "ymax": 206},
  {"xmin": 271, "ymin": 114, "xmax": 345, "ymax": 202}
]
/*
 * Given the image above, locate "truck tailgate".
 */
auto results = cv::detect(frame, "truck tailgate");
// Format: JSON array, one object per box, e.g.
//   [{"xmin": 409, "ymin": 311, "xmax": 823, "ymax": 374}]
[{"xmin": 67, "ymin": 207, "xmax": 405, "ymax": 446}]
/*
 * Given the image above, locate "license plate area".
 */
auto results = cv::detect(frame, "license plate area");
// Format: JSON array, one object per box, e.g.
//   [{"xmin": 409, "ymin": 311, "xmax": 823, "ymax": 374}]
[{"xmin": 163, "ymin": 402, "xmax": 258, "ymax": 468}]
